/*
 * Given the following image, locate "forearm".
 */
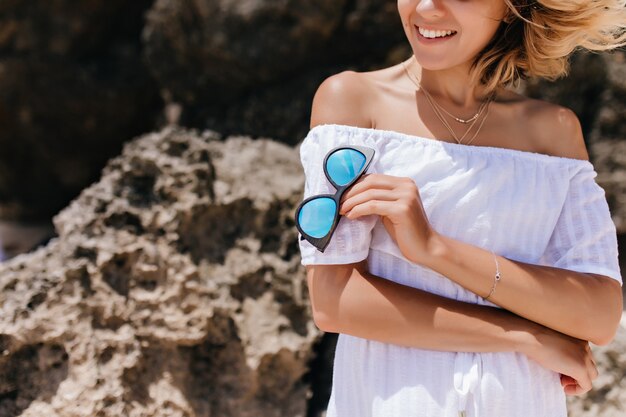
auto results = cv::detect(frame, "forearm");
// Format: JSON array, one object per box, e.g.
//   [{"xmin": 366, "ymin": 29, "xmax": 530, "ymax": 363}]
[
  {"xmin": 308, "ymin": 263, "xmax": 537, "ymax": 353},
  {"xmin": 420, "ymin": 232, "xmax": 622, "ymax": 345}
]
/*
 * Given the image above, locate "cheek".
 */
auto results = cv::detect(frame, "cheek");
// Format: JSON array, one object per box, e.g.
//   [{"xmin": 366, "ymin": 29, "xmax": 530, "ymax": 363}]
[
  {"xmin": 457, "ymin": 15, "xmax": 503, "ymax": 54},
  {"xmin": 397, "ymin": 0, "xmax": 413, "ymax": 11},
  {"xmin": 456, "ymin": 0, "xmax": 506, "ymax": 37},
  {"xmin": 396, "ymin": 0, "xmax": 414, "ymax": 23},
  {"xmin": 397, "ymin": 0, "xmax": 419, "ymax": 40}
]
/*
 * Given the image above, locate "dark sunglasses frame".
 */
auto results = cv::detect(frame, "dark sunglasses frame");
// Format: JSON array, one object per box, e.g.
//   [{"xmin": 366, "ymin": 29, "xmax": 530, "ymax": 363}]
[{"xmin": 295, "ymin": 144, "xmax": 375, "ymax": 252}]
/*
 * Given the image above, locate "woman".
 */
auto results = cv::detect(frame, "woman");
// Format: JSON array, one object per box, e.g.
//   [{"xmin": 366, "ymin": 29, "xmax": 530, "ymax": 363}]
[{"xmin": 297, "ymin": 1, "xmax": 625, "ymax": 416}]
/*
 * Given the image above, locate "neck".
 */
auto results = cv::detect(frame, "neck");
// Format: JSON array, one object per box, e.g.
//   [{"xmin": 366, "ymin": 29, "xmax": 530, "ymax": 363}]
[{"xmin": 405, "ymin": 56, "xmax": 494, "ymax": 108}]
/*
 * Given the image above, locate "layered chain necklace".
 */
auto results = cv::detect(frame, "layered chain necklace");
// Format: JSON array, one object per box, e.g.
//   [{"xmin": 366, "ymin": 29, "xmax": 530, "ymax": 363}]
[{"xmin": 401, "ymin": 57, "xmax": 495, "ymax": 146}]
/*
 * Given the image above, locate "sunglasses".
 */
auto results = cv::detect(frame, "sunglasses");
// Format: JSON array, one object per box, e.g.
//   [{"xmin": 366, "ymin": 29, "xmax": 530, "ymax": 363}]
[{"xmin": 295, "ymin": 145, "xmax": 375, "ymax": 252}]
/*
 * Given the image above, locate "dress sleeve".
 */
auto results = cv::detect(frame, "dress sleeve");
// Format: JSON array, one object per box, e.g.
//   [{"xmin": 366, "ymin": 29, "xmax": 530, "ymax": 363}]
[
  {"xmin": 297, "ymin": 127, "xmax": 378, "ymax": 266},
  {"xmin": 542, "ymin": 162, "xmax": 622, "ymax": 285}
]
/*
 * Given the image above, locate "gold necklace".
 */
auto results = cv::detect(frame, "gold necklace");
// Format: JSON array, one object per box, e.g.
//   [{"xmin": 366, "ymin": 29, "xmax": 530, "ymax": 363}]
[
  {"xmin": 422, "ymin": 84, "xmax": 487, "ymax": 124},
  {"xmin": 423, "ymin": 88, "xmax": 484, "ymax": 144},
  {"xmin": 401, "ymin": 58, "xmax": 494, "ymax": 145},
  {"xmin": 401, "ymin": 58, "xmax": 488, "ymax": 124},
  {"xmin": 426, "ymin": 86, "xmax": 492, "ymax": 145},
  {"xmin": 430, "ymin": 91, "xmax": 492, "ymax": 146},
  {"xmin": 464, "ymin": 101, "xmax": 491, "ymax": 146}
]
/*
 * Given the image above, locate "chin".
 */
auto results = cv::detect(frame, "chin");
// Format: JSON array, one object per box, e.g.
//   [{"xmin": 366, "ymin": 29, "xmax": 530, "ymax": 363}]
[
  {"xmin": 412, "ymin": 56, "xmax": 454, "ymax": 71},
  {"xmin": 412, "ymin": 50, "xmax": 470, "ymax": 71},
  {"xmin": 416, "ymin": 62, "xmax": 452, "ymax": 71}
]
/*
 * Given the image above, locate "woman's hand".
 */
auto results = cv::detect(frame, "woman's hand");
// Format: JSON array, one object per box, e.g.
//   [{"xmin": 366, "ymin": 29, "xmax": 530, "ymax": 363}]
[
  {"xmin": 521, "ymin": 323, "xmax": 599, "ymax": 396},
  {"xmin": 339, "ymin": 173, "xmax": 436, "ymax": 264}
]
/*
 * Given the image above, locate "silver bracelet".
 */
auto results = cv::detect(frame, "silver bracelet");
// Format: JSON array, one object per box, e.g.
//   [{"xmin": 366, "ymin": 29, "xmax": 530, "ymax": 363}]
[{"xmin": 483, "ymin": 250, "xmax": 501, "ymax": 301}]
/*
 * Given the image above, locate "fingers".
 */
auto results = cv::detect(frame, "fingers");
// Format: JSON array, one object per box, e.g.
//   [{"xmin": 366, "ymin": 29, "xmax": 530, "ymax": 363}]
[
  {"xmin": 344, "ymin": 199, "xmax": 410, "ymax": 221},
  {"xmin": 564, "ymin": 367, "xmax": 592, "ymax": 395},
  {"xmin": 563, "ymin": 383, "xmax": 585, "ymax": 396},
  {"xmin": 562, "ymin": 344, "xmax": 598, "ymax": 397},
  {"xmin": 340, "ymin": 175, "xmax": 422, "ymax": 219},
  {"xmin": 561, "ymin": 374, "xmax": 576, "ymax": 387},
  {"xmin": 585, "ymin": 343, "xmax": 597, "ymax": 368},
  {"xmin": 560, "ymin": 375, "xmax": 586, "ymax": 396},
  {"xmin": 581, "ymin": 343, "xmax": 598, "ymax": 386},
  {"xmin": 339, "ymin": 189, "xmax": 398, "ymax": 215},
  {"xmin": 341, "ymin": 174, "xmax": 413, "ymax": 202},
  {"xmin": 585, "ymin": 347, "xmax": 599, "ymax": 382},
  {"xmin": 561, "ymin": 375, "xmax": 582, "ymax": 396},
  {"xmin": 577, "ymin": 370, "xmax": 593, "ymax": 393},
  {"xmin": 561, "ymin": 374, "xmax": 588, "ymax": 396}
]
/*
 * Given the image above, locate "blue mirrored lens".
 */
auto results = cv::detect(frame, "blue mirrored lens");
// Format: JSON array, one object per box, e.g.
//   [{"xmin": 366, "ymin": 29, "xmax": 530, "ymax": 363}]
[
  {"xmin": 298, "ymin": 197, "xmax": 337, "ymax": 238},
  {"xmin": 327, "ymin": 149, "xmax": 366, "ymax": 186}
]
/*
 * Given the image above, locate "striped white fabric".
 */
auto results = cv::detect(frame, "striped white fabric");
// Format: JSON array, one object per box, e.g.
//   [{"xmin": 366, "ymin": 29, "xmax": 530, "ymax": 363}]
[
  {"xmin": 297, "ymin": 123, "xmax": 622, "ymax": 417},
  {"xmin": 541, "ymin": 165, "xmax": 622, "ymax": 280}
]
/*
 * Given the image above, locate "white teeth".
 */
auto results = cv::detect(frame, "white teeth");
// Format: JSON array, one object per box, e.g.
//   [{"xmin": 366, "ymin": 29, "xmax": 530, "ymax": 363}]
[{"xmin": 418, "ymin": 26, "xmax": 456, "ymax": 39}]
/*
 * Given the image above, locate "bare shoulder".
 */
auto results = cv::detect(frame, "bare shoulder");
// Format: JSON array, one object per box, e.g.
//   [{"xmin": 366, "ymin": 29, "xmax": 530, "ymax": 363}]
[
  {"xmin": 521, "ymin": 97, "xmax": 590, "ymax": 161},
  {"xmin": 309, "ymin": 70, "xmax": 376, "ymax": 130}
]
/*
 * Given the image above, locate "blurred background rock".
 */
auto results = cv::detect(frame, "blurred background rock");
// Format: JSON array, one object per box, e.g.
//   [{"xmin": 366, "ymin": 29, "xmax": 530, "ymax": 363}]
[{"xmin": 0, "ymin": 1, "xmax": 624, "ymax": 416}]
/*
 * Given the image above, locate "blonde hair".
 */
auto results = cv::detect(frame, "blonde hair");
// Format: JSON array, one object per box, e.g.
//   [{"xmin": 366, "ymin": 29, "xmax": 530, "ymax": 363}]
[{"xmin": 470, "ymin": 0, "xmax": 626, "ymax": 96}]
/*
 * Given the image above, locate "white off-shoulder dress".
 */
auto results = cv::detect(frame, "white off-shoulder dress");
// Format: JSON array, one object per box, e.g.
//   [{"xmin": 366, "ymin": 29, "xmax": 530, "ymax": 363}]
[{"xmin": 297, "ymin": 123, "xmax": 623, "ymax": 417}]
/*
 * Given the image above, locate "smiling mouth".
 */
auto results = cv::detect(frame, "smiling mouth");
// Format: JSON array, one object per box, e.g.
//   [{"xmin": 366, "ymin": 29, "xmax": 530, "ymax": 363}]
[{"xmin": 415, "ymin": 25, "xmax": 457, "ymax": 39}]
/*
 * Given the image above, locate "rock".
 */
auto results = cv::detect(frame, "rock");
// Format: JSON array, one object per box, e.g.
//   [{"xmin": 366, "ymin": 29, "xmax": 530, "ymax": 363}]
[
  {"xmin": 142, "ymin": 0, "xmax": 404, "ymax": 142},
  {"xmin": 0, "ymin": 126, "xmax": 320, "ymax": 416},
  {"xmin": 0, "ymin": 0, "xmax": 163, "ymax": 222}
]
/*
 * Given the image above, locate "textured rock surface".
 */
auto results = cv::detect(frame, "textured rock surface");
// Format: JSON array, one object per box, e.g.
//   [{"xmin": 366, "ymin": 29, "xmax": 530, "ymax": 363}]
[
  {"xmin": 584, "ymin": 51, "xmax": 626, "ymax": 232},
  {"xmin": 0, "ymin": 0, "xmax": 163, "ymax": 221},
  {"xmin": 142, "ymin": 0, "xmax": 403, "ymax": 142},
  {"xmin": 0, "ymin": 127, "xmax": 320, "ymax": 416}
]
